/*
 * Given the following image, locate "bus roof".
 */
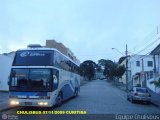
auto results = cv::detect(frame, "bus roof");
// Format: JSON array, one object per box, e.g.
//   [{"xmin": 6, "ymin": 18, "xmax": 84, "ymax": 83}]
[{"xmin": 16, "ymin": 47, "xmax": 80, "ymax": 66}]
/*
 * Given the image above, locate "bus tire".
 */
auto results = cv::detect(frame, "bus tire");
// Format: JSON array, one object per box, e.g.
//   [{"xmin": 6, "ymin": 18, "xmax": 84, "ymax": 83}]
[{"xmin": 55, "ymin": 92, "xmax": 63, "ymax": 107}]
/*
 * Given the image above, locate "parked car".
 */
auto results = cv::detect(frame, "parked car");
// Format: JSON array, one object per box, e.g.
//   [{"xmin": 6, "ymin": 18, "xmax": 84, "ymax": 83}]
[{"xmin": 127, "ymin": 87, "xmax": 151, "ymax": 104}]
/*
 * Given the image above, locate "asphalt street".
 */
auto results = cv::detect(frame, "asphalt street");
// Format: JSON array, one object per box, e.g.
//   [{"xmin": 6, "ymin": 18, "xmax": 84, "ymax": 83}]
[{"xmin": 1, "ymin": 79, "xmax": 160, "ymax": 120}]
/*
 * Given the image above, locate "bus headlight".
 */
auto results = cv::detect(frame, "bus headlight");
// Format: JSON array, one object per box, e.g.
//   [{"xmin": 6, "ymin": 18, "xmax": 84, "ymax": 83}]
[
  {"xmin": 10, "ymin": 100, "xmax": 19, "ymax": 105},
  {"xmin": 38, "ymin": 102, "xmax": 48, "ymax": 106},
  {"xmin": 43, "ymin": 102, "xmax": 48, "ymax": 105}
]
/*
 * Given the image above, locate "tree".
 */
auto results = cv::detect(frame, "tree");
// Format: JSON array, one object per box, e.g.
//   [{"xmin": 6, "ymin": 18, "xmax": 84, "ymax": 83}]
[
  {"xmin": 96, "ymin": 65, "xmax": 102, "ymax": 72},
  {"xmin": 118, "ymin": 56, "xmax": 126, "ymax": 64},
  {"xmin": 116, "ymin": 65, "xmax": 126, "ymax": 78},
  {"xmin": 79, "ymin": 60, "xmax": 96, "ymax": 80},
  {"xmin": 98, "ymin": 59, "xmax": 109, "ymax": 67},
  {"xmin": 103, "ymin": 60, "xmax": 125, "ymax": 84},
  {"xmin": 103, "ymin": 60, "xmax": 116, "ymax": 79}
]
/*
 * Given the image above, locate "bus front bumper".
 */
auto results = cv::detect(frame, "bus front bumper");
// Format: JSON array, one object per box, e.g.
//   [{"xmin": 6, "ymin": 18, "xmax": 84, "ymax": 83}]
[{"xmin": 9, "ymin": 99, "xmax": 54, "ymax": 107}]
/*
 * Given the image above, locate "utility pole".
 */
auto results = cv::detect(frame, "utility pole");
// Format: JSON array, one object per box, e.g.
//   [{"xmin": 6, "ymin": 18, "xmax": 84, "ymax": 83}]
[
  {"xmin": 141, "ymin": 58, "xmax": 145, "ymax": 87},
  {"xmin": 126, "ymin": 44, "xmax": 128, "ymax": 91}
]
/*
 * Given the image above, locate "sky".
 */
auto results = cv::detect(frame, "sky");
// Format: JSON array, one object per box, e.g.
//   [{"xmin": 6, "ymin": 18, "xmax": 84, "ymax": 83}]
[{"xmin": 0, "ymin": 0, "xmax": 160, "ymax": 63}]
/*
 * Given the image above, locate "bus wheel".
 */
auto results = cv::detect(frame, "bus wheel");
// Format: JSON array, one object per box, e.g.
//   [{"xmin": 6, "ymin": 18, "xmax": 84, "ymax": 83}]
[
  {"xmin": 74, "ymin": 88, "xmax": 78, "ymax": 97},
  {"xmin": 56, "ymin": 93, "xmax": 63, "ymax": 107}
]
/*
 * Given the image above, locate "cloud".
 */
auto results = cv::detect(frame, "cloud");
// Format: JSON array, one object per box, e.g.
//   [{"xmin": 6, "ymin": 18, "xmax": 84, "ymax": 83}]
[{"xmin": 0, "ymin": 0, "xmax": 160, "ymax": 63}]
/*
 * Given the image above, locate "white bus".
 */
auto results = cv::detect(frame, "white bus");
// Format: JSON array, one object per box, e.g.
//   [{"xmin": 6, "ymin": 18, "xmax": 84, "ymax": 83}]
[{"xmin": 8, "ymin": 46, "xmax": 80, "ymax": 107}]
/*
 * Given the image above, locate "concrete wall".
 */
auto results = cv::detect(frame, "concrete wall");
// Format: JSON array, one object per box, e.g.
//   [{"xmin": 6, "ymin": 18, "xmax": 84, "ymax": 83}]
[{"xmin": 0, "ymin": 55, "xmax": 13, "ymax": 91}]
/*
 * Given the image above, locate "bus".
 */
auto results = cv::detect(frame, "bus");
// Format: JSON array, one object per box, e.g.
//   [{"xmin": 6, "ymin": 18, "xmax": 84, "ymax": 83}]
[{"xmin": 8, "ymin": 46, "xmax": 80, "ymax": 107}]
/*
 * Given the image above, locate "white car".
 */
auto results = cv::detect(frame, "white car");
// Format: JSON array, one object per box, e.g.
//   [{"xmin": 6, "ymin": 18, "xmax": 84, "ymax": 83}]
[{"xmin": 127, "ymin": 87, "xmax": 151, "ymax": 104}]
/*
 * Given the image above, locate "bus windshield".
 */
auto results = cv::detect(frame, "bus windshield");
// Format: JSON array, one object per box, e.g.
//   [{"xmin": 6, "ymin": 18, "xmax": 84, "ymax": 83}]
[
  {"xmin": 9, "ymin": 68, "xmax": 52, "ymax": 92},
  {"xmin": 13, "ymin": 50, "xmax": 53, "ymax": 66}
]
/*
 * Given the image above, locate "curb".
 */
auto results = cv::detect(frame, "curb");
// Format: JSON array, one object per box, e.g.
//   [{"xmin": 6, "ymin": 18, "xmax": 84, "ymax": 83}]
[
  {"xmin": 0, "ymin": 106, "xmax": 17, "ymax": 113},
  {"xmin": 150, "ymin": 101, "xmax": 160, "ymax": 108}
]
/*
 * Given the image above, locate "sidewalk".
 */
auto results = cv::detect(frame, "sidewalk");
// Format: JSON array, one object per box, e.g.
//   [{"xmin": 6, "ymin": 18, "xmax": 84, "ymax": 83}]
[
  {"xmin": 0, "ymin": 91, "xmax": 11, "ymax": 111},
  {"xmin": 107, "ymin": 80, "xmax": 160, "ymax": 108},
  {"xmin": 150, "ymin": 91, "xmax": 160, "ymax": 107}
]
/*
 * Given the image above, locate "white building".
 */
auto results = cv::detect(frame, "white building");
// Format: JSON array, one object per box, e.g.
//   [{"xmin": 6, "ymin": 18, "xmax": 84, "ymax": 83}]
[
  {"xmin": 119, "ymin": 55, "xmax": 154, "ymax": 89},
  {"xmin": 129, "ymin": 55, "xmax": 154, "ymax": 87},
  {"xmin": 148, "ymin": 43, "xmax": 160, "ymax": 93},
  {"xmin": 0, "ymin": 53, "xmax": 14, "ymax": 91}
]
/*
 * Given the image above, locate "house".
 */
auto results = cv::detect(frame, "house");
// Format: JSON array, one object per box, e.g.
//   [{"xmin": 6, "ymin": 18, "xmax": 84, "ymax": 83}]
[
  {"xmin": 119, "ymin": 55, "xmax": 154, "ymax": 89},
  {"xmin": 95, "ymin": 72, "xmax": 105, "ymax": 79},
  {"xmin": 148, "ymin": 43, "xmax": 160, "ymax": 93}
]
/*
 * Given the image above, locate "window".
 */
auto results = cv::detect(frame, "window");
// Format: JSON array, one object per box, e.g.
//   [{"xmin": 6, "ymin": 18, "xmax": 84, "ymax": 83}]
[
  {"xmin": 147, "ymin": 61, "xmax": 153, "ymax": 67},
  {"xmin": 53, "ymin": 51, "xmax": 79, "ymax": 74},
  {"xmin": 136, "ymin": 88, "xmax": 148, "ymax": 93},
  {"xmin": 136, "ymin": 61, "xmax": 140, "ymax": 67},
  {"xmin": 10, "ymin": 68, "xmax": 52, "ymax": 92},
  {"xmin": 13, "ymin": 51, "xmax": 53, "ymax": 66}
]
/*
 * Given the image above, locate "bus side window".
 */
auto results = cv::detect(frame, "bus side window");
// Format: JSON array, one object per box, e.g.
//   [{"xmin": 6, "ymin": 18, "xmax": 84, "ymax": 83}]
[{"xmin": 53, "ymin": 69, "xmax": 59, "ymax": 90}]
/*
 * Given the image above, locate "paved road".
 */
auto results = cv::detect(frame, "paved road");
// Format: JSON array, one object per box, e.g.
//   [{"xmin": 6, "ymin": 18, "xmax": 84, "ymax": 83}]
[
  {"xmin": 0, "ymin": 92, "xmax": 9, "ymax": 110},
  {"xmin": 1, "ymin": 80, "xmax": 160, "ymax": 119},
  {"xmin": 56, "ymin": 79, "xmax": 160, "ymax": 114}
]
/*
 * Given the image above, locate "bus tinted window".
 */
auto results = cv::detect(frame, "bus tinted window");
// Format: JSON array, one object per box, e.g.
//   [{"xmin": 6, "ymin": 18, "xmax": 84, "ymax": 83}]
[
  {"xmin": 53, "ymin": 51, "xmax": 79, "ymax": 74},
  {"xmin": 10, "ymin": 68, "xmax": 52, "ymax": 92},
  {"xmin": 13, "ymin": 51, "xmax": 53, "ymax": 66}
]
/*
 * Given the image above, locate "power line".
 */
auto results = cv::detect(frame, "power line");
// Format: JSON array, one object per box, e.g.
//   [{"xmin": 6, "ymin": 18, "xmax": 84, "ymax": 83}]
[
  {"xmin": 134, "ymin": 37, "xmax": 160, "ymax": 55},
  {"xmin": 129, "ymin": 51, "xmax": 152, "ymax": 62},
  {"xmin": 129, "ymin": 25, "xmax": 160, "ymax": 53}
]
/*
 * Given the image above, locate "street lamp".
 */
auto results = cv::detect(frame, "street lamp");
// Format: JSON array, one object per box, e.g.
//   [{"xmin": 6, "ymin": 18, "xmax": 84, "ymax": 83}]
[
  {"xmin": 112, "ymin": 48, "xmax": 125, "ymax": 56},
  {"xmin": 112, "ymin": 45, "xmax": 128, "ymax": 91}
]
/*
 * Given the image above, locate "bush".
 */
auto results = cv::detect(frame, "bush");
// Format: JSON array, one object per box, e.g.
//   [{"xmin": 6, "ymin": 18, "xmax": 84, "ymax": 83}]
[{"xmin": 153, "ymin": 78, "xmax": 160, "ymax": 88}]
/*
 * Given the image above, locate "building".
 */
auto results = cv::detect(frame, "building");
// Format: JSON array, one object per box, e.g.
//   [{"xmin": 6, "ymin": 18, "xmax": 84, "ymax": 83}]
[
  {"xmin": 119, "ymin": 55, "xmax": 154, "ymax": 89},
  {"xmin": 148, "ymin": 43, "xmax": 160, "ymax": 93},
  {"xmin": 45, "ymin": 40, "xmax": 80, "ymax": 65},
  {"xmin": 0, "ymin": 53, "xmax": 15, "ymax": 91},
  {"xmin": 95, "ymin": 72, "xmax": 105, "ymax": 79}
]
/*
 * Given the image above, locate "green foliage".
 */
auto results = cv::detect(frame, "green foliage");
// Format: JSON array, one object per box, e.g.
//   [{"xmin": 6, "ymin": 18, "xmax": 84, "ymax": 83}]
[
  {"xmin": 103, "ymin": 60, "xmax": 116, "ymax": 79},
  {"xmin": 103, "ymin": 59, "xmax": 126, "ymax": 80},
  {"xmin": 98, "ymin": 59, "xmax": 108, "ymax": 67},
  {"xmin": 118, "ymin": 56, "xmax": 126, "ymax": 64},
  {"xmin": 116, "ymin": 65, "xmax": 126, "ymax": 78},
  {"xmin": 153, "ymin": 78, "xmax": 160, "ymax": 88},
  {"xmin": 79, "ymin": 60, "xmax": 96, "ymax": 80},
  {"xmin": 96, "ymin": 65, "xmax": 102, "ymax": 72}
]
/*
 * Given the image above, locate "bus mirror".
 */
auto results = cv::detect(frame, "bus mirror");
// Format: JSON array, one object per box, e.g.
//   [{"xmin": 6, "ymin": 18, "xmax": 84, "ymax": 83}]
[{"xmin": 53, "ymin": 75, "xmax": 58, "ymax": 84}]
